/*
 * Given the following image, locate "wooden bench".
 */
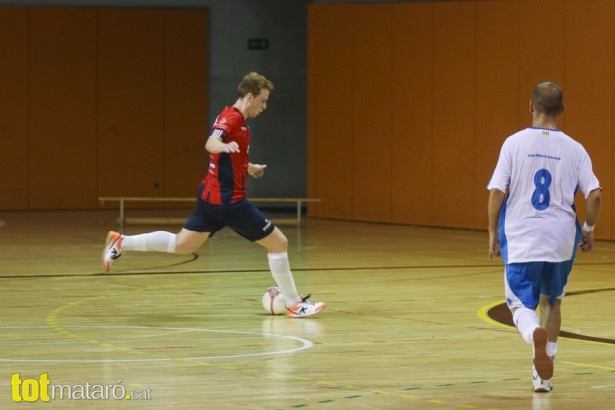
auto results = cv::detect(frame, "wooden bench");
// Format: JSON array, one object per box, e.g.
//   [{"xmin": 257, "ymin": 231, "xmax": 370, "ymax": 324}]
[{"xmin": 97, "ymin": 196, "xmax": 322, "ymax": 228}]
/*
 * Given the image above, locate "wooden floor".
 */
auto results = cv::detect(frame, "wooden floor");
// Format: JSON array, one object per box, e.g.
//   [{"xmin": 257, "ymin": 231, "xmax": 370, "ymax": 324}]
[{"xmin": 0, "ymin": 210, "xmax": 614, "ymax": 409}]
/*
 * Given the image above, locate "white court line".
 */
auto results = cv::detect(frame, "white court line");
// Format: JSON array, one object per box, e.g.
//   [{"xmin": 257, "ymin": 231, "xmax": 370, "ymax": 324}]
[
  {"xmin": 0, "ymin": 325, "xmax": 313, "ymax": 363},
  {"xmin": 105, "ymin": 328, "xmax": 200, "ymax": 341},
  {"xmin": 0, "ymin": 358, "xmax": 167, "ymax": 363}
]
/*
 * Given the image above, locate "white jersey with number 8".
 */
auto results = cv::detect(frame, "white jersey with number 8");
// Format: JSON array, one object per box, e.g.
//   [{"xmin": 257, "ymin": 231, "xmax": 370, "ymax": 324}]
[{"xmin": 487, "ymin": 127, "xmax": 600, "ymax": 264}]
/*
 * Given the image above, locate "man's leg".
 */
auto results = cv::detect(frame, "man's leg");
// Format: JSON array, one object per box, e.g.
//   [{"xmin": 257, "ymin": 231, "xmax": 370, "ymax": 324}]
[
  {"xmin": 103, "ymin": 228, "xmax": 209, "ymax": 271},
  {"xmin": 257, "ymin": 227, "xmax": 326, "ymax": 317},
  {"xmin": 539, "ymin": 295, "xmax": 561, "ymax": 358},
  {"xmin": 257, "ymin": 227, "xmax": 300, "ymax": 306},
  {"xmin": 506, "ymin": 263, "xmax": 553, "ymax": 381}
]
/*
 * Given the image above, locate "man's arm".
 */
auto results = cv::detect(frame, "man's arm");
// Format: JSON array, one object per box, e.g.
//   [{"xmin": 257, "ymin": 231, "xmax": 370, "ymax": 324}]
[
  {"xmin": 579, "ymin": 188, "xmax": 602, "ymax": 252},
  {"xmin": 488, "ymin": 188, "xmax": 506, "ymax": 260},
  {"xmin": 205, "ymin": 134, "xmax": 240, "ymax": 154}
]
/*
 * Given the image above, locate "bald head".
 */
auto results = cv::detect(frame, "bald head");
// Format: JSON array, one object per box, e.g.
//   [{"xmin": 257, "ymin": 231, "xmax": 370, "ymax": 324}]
[{"xmin": 532, "ymin": 82, "xmax": 564, "ymax": 117}]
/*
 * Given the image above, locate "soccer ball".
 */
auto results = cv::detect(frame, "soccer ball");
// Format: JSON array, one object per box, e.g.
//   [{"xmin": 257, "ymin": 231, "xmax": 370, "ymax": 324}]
[{"xmin": 262, "ymin": 286, "xmax": 287, "ymax": 315}]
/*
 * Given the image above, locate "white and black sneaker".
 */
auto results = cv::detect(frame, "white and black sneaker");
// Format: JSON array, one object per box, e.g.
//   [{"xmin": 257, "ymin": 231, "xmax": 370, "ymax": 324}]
[
  {"xmin": 102, "ymin": 231, "xmax": 123, "ymax": 272},
  {"xmin": 286, "ymin": 294, "xmax": 326, "ymax": 318},
  {"xmin": 532, "ymin": 364, "xmax": 553, "ymax": 393}
]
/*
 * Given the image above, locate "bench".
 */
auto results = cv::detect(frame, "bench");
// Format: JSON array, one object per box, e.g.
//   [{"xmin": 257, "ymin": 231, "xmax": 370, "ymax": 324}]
[{"xmin": 97, "ymin": 196, "xmax": 322, "ymax": 228}]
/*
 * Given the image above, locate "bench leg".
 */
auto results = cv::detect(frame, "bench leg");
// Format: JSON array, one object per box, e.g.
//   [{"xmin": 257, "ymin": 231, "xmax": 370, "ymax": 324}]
[{"xmin": 120, "ymin": 198, "xmax": 125, "ymax": 231}]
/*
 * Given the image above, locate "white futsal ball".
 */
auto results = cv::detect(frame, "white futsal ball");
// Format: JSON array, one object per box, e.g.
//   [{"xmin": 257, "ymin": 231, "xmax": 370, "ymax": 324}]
[{"xmin": 262, "ymin": 286, "xmax": 287, "ymax": 315}]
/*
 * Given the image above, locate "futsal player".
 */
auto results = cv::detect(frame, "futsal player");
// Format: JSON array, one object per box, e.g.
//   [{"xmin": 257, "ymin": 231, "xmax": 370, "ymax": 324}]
[
  {"xmin": 487, "ymin": 81, "xmax": 601, "ymax": 392},
  {"xmin": 103, "ymin": 72, "xmax": 326, "ymax": 318}
]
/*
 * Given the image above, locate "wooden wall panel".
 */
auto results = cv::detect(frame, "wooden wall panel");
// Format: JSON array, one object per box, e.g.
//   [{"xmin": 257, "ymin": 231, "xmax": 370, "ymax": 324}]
[
  {"xmin": 308, "ymin": 0, "xmax": 615, "ymax": 239},
  {"xmin": 0, "ymin": 9, "xmax": 29, "ymax": 209},
  {"xmin": 431, "ymin": 2, "xmax": 476, "ymax": 228},
  {"xmin": 352, "ymin": 4, "xmax": 392, "ymax": 222},
  {"xmin": 163, "ymin": 9, "xmax": 209, "ymax": 198},
  {"xmin": 564, "ymin": 0, "xmax": 613, "ymax": 239},
  {"xmin": 391, "ymin": 3, "xmax": 433, "ymax": 225},
  {"xmin": 307, "ymin": 5, "xmax": 355, "ymax": 219},
  {"xmin": 613, "ymin": 3, "xmax": 615, "ymax": 241},
  {"xmin": 0, "ymin": 8, "xmax": 208, "ymax": 212},
  {"xmin": 97, "ymin": 9, "xmax": 166, "ymax": 198},
  {"xmin": 474, "ymin": 1, "xmax": 520, "ymax": 229},
  {"xmin": 517, "ymin": 0, "xmax": 566, "ymax": 128},
  {"xmin": 29, "ymin": 8, "xmax": 98, "ymax": 209}
]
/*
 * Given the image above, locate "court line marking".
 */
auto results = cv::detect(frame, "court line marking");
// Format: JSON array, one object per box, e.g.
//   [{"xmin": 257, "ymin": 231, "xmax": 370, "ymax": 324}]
[
  {"xmin": 476, "ymin": 300, "xmax": 514, "ymax": 331},
  {"xmin": 0, "ymin": 325, "xmax": 312, "ymax": 363},
  {"xmin": 2, "ymin": 258, "xmax": 610, "ymax": 279},
  {"xmin": 42, "ymin": 282, "xmax": 314, "ymax": 364},
  {"xmin": 30, "ymin": 275, "xmax": 506, "ymax": 410},
  {"xmin": 561, "ymin": 361, "xmax": 615, "ymax": 372}
]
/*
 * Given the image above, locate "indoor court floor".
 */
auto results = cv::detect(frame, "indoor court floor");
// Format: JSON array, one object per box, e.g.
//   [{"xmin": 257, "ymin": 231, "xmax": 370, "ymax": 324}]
[{"xmin": 0, "ymin": 209, "xmax": 613, "ymax": 409}]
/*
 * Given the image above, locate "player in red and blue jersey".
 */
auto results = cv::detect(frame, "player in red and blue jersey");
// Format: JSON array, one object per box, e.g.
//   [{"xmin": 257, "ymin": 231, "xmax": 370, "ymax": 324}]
[
  {"xmin": 201, "ymin": 105, "xmax": 251, "ymax": 205},
  {"xmin": 103, "ymin": 72, "xmax": 326, "ymax": 318}
]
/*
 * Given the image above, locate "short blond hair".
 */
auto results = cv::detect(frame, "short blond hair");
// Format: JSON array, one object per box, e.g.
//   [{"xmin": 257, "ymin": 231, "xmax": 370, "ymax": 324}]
[{"xmin": 237, "ymin": 72, "xmax": 274, "ymax": 97}]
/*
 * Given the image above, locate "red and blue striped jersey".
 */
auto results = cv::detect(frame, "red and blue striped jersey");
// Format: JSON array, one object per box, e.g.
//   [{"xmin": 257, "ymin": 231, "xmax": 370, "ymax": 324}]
[{"xmin": 201, "ymin": 106, "xmax": 250, "ymax": 205}]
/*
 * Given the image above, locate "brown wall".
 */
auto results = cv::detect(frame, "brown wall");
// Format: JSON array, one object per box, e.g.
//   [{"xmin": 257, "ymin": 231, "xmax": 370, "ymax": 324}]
[
  {"xmin": 308, "ymin": 0, "xmax": 614, "ymax": 241},
  {"xmin": 0, "ymin": 8, "xmax": 29, "ymax": 209},
  {"xmin": 0, "ymin": 7, "xmax": 208, "ymax": 210}
]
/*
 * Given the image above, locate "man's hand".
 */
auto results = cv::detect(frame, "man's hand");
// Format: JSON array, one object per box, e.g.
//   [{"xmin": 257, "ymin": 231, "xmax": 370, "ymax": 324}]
[
  {"xmin": 205, "ymin": 134, "xmax": 240, "ymax": 154},
  {"xmin": 487, "ymin": 188, "xmax": 506, "ymax": 260},
  {"xmin": 579, "ymin": 229, "xmax": 595, "ymax": 252},
  {"xmin": 248, "ymin": 163, "xmax": 267, "ymax": 178},
  {"xmin": 489, "ymin": 231, "xmax": 501, "ymax": 260},
  {"xmin": 224, "ymin": 141, "xmax": 240, "ymax": 153}
]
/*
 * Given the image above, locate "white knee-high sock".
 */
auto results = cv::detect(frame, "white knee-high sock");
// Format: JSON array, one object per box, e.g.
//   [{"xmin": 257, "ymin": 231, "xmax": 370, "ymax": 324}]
[
  {"xmin": 122, "ymin": 231, "xmax": 176, "ymax": 253},
  {"xmin": 268, "ymin": 252, "xmax": 300, "ymax": 306},
  {"xmin": 513, "ymin": 307, "xmax": 540, "ymax": 344}
]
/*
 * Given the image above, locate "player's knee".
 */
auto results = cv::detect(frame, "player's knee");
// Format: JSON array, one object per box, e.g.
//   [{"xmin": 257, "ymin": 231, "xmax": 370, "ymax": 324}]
[
  {"xmin": 174, "ymin": 242, "xmax": 195, "ymax": 254},
  {"xmin": 261, "ymin": 228, "xmax": 288, "ymax": 253},
  {"xmin": 175, "ymin": 237, "xmax": 203, "ymax": 254},
  {"xmin": 270, "ymin": 234, "xmax": 288, "ymax": 252},
  {"xmin": 277, "ymin": 232, "xmax": 288, "ymax": 249}
]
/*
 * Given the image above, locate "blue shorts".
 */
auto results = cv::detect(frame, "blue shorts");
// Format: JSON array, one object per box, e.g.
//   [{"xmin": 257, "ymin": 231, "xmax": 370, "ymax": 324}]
[
  {"xmin": 504, "ymin": 260, "xmax": 574, "ymax": 310},
  {"xmin": 183, "ymin": 184, "xmax": 275, "ymax": 242}
]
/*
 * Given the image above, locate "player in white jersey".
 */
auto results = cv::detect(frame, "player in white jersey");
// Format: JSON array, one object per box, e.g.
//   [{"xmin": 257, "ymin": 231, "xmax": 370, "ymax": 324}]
[{"xmin": 487, "ymin": 82, "xmax": 602, "ymax": 392}]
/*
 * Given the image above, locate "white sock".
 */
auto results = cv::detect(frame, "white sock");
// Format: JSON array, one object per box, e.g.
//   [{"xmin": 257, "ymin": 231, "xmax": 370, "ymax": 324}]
[
  {"xmin": 512, "ymin": 307, "xmax": 540, "ymax": 344},
  {"xmin": 268, "ymin": 252, "xmax": 300, "ymax": 306},
  {"xmin": 122, "ymin": 231, "xmax": 176, "ymax": 253},
  {"xmin": 547, "ymin": 341, "xmax": 558, "ymax": 358}
]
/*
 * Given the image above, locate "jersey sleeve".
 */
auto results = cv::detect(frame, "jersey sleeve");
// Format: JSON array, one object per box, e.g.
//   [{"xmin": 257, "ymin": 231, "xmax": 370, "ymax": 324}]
[
  {"xmin": 577, "ymin": 147, "xmax": 601, "ymax": 199},
  {"xmin": 211, "ymin": 110, "xmax": 241, "ymax": 140},
  {"xmin": 487, "ymin": 138, "xmax": 512, "ymax": 192}
]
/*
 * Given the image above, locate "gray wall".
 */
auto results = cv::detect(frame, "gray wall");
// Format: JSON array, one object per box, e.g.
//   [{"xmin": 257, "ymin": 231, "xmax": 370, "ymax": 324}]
[{"xmin": 1, "ymin": 0, "xmax": 309, "ymax": 197}]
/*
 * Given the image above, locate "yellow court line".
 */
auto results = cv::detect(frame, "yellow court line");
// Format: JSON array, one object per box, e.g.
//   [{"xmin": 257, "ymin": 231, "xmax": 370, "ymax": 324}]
[
  {"xmin": 476, "ymin": 299, "xmax": 514, "ymax": 330},
  {"xmin": 562, "ymin": 361, "xmax": 615, "ymax": 372},
  {"xmin": 46, "ymin": 284, "xmax": 210, "ymax": 365},
  {"xmin": 477, "ymin": 300, "xmax": 615, "ymax": 348}
]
